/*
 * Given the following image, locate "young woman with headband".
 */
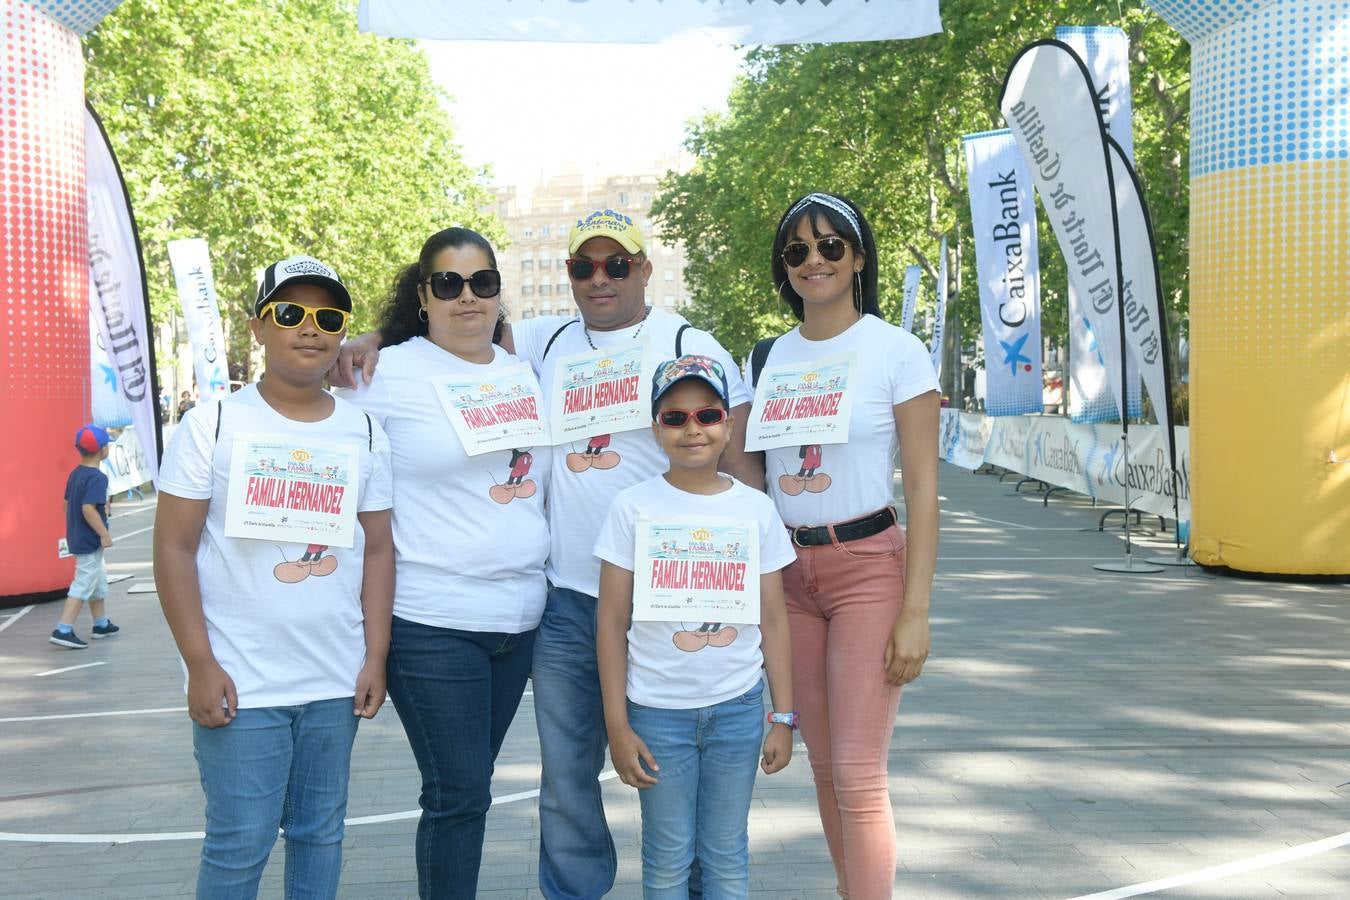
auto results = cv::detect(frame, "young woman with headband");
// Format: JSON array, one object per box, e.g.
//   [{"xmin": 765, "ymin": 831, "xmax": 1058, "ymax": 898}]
[{"xmin": 753, "ymin": 192, "xmax": 940, "ymax": 899}]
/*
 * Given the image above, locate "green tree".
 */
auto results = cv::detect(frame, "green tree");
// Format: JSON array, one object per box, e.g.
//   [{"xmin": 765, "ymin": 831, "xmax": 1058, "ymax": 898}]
[
  {"xmin": 85, "ymin": 0, "xmax": 499, "ymax": 372},
  {"xmin": 653, "ymin": 1, "xmax": 1190, "ymax": 374}
]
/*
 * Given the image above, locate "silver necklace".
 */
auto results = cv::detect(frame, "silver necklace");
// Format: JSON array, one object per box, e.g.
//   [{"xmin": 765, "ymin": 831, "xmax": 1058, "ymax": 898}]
[{"xmin": 584, "ymin": 305, "xmax": 651, "ymax": 351}]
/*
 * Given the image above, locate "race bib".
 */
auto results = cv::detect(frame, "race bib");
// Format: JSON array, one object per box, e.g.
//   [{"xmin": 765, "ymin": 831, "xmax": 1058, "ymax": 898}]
[
  {"xmin": 432, "ymin": 362, "xmax": 548, "ymax": 456},
  {"xmin": 548, "ymin": 340, "xmax": 653, "ymax": 443},
  {"xmin": 745, "ymin": 352, "xmax": 857, "ymax": 451},
  {"xmin": 224, "ymin": 435, "xmax": 360, "ymax": 549},
  {"xmin": 632, "ymin": 517, "xmax": 760, "ymax": 624}
]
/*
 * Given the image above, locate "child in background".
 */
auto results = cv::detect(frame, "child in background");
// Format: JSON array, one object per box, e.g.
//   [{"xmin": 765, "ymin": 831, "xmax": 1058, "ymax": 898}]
[
  {"xmin": 49, "ymin": 424, "xmax": 117, "ymax": 650},
  {"xmin": 154, "ymin": 256, "xmax": 395, "ymax": 900},
  {"xmin": 595, "ymin": 355, "xmax": 797, "ymax": 898}
]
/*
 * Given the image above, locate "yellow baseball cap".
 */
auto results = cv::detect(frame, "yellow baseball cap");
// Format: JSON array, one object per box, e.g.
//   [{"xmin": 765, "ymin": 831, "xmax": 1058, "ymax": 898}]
[{"xmin": 567, "ymin": 209, "xmax": 645, "ymax": 255}]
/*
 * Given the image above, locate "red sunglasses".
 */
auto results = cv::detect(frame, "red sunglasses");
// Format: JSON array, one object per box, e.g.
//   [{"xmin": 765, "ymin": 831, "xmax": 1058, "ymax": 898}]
[{"xmin": 658, "ymin": 406, "xmax": 727, "ymax": 428}]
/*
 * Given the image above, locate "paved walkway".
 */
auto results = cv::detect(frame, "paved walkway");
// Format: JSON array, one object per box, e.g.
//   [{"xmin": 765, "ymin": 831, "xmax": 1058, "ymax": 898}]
[{"xmin": 1, "ymin": 466, "xmax": 1347, "ymax": 898}]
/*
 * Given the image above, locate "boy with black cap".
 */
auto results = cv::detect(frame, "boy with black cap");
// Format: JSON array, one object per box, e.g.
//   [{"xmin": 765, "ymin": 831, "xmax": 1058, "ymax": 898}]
[
  {"xmin": 594, "ymin": 355, "xmax": 796, "ymax": 896},
  {"xmin": 49, "ymin": 424, "xmax": 117, "ymax": 649},
  {"xmin": 154, "ymin": 255, "xmax": 395, "ymax": 899}
]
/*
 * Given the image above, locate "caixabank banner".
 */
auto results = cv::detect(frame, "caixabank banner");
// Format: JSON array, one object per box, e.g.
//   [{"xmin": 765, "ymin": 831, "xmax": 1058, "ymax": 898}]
[{"xmin": 941, "ymin": 411, "xmax": 1191, "ymax": 525}]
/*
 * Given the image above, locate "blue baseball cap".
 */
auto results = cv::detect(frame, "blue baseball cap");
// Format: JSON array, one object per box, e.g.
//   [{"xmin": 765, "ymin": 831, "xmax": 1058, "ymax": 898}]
[
  {"xmin": 74, "ymin": 424, "xmax": 111, "ymax": 455},
  {"xmin": 651, "ymin": 355, "xmax": 730, "ymax": 417}
]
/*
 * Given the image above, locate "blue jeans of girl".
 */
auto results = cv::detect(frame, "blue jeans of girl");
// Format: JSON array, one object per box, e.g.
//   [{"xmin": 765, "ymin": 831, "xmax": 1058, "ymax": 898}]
[{"xmin": 628, "ymin": 682, "xmax": 765, "ymax": 899}]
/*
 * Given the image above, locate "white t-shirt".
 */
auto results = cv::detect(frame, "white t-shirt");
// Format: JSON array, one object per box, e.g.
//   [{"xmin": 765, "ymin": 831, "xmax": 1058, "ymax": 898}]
[
  {"xmin": 513, "ymin": 307, "xmax": 751, "ymax": 598},
  {"xmin": 157, "ymin": 384, "xmax": 394, "ymax": 709},
  {"xmin": 759, "ymin": 316, "xmax": 939, "ymax": 527},
  {"xmin": 339, "ymin": 338, "xmax": 549, "ymax": 633},
  {"xmin": 594, "ymin": 475, "xmax": 795, "ymax": 709}
]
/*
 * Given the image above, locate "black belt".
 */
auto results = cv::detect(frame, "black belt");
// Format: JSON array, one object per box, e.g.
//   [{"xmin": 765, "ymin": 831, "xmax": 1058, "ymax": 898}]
[{"xmin": 789, "ymin": 507, "xmax": 896, "ymax": 548}]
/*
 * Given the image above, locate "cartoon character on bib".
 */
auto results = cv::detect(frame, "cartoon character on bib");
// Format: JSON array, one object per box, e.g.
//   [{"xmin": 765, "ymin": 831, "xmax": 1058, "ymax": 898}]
[
  {"xmin": 490, "ymin": 448, "xmax": 538, "ymax": 504},
  {"xmin": 274, "ymin": 544, "xmax": 338, "ymax": 583},
  {"xmin": 779, "ymin": 443, "xmax": 832, "ymax": 496},
  {"xmin": 566, "ymin": 433, "xmax": 620, "ymax": 472}
]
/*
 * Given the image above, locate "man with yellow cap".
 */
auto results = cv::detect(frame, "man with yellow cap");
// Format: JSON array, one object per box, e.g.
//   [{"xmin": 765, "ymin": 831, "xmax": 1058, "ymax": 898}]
[{"xmin": 336, "ymin": 210, "xmax": 759, "ymax": 898}]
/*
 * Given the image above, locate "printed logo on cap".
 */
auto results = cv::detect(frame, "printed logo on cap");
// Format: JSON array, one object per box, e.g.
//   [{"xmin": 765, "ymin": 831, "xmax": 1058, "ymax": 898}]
[{"xmin": 280, "ymin": 258, "xmax": 339, "ymax": 281}]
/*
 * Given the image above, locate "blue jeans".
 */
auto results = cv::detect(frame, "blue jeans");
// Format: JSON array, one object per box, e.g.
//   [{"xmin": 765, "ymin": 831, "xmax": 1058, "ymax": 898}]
[
  {"xmin": 385, "ymin": 615, "xmax": 535, "ymax": 900},
  {"xmin": 192, "ymin": 697, "xmax": 360, "ymax": 900},
  {"xmin": 533, "ymin": 585, "xmax": 617, "ymax": 899},
  {"xmin": 628, "ymin": 683, "xmax": 764, "ymax": 899}
]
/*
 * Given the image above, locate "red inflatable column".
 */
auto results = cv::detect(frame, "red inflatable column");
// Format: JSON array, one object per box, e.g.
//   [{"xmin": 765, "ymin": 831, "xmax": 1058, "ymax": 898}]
[{"xmin": 0, "ymin": 1, "xmax": 89, "ymax": 604}]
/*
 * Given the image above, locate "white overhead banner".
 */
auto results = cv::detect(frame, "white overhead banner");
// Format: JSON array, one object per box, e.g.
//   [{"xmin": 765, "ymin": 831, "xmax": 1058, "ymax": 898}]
[
  {"xmin": 86, "ymin": 104, "xmax": 161, "ymax": 480},
  {"xmin": 901, "ymin": 265, "xmax": 921, "ymax": 333},
  {"xmin": 1001, "ymin": 40, "xmax": 1127, "ymax": 422},
  {"xmin": 358, "ymin": 0, "xmax": 943, "ymax": 43},
  {"xmin": 168, "ymin": 238, "xmax": 231, "ymax": 402},
  {"xmin": 929, "ymin": 236, "xmax": 949, "ymax": 379},
  {"xmin": 962, "ymin": 129, "xmax": 1042, "ymax": 416}
]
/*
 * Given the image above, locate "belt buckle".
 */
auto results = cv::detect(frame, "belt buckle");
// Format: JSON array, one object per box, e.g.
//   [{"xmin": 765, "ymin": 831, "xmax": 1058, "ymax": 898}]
[{"xmin": 791, "ymin": 526, "xmax": 809, "ymax": 548}]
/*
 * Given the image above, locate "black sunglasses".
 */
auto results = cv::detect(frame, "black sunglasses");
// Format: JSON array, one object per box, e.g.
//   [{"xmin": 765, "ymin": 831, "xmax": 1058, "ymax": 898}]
[
  {"xmin": 781, "ymin": 236, "xmax": 850, "ymax": 268},
  {"xmin": 565, "ymin": 256, "xmax": 638, "ymax": 281},
  {"xmin": 658, "ymin": 406, "xmax": 728, "ymax": 428},
  {"xmin": 424, "ymin": 269, "xmax": 501, "ymax": 300}
]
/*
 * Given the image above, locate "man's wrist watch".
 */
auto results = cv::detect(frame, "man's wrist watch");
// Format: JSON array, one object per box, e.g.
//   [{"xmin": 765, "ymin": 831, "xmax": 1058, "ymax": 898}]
[{"xmin": 767, "ymin": 710, "xmax": 799, "ymax": 730}]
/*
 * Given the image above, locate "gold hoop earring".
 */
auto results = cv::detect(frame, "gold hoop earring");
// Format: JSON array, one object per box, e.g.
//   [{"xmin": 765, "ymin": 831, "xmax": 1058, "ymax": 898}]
[{"xmin": 417, "ymin": 306, "xmax": 429, "ymax": 323}]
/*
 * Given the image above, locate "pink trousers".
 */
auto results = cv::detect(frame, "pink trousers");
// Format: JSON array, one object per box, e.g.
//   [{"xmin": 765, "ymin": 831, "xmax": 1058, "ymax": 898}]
[{"xmin": 783, "ymin": 522, "xmax": 906, "ymax": 900}]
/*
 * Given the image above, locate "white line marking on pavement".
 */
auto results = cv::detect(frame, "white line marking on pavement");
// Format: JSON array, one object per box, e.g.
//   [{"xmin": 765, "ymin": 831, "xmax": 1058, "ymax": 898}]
[
  {"xmin": 114, "ymin": 524, "xmax": 155, "ymax": 541},
  {"xmin": 0, "ymin": 772, "xmax": 622, "ymax": 843},
  {"xmin": 0, "ymin": 706, "xmax": 185, "ymax": 724},
  {"xmin": 938, "ymin": 557, "xmax": 1116, "ymax": 561},
  {"xmin": 110, "ymin": 504, "xmax": 155, "ymax": 520},
  {"xmin": 34, "ymin": 661, "xmax": 107, "ymax": 678},
  {"xmin": 126, "ymin": 583, "xmax": 158, "ymax": 594},
  {"xmin": 0, "ymin": 604, "xmax": 35, "ymax": 635},
  {"xmin": 1068, "ymin": 830, "xmax": 1350, "ymax": 899},
  {"xmin": 944, "ymin": 510, "xmax": 1034, "ymax": 529}
]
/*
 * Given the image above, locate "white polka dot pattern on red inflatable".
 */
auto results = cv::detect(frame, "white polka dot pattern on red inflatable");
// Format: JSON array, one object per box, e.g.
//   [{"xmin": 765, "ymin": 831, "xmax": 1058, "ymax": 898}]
[
  {"xmin": 1, "ymin": 0, "xmax": 93, "ymax": 600},
  {"xmin": 1, "ymin": 0, "xmax": 87, "ymax": 402}
]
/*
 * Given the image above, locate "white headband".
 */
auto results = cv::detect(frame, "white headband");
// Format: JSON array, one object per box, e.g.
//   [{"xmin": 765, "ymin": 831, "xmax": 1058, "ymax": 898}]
[{"xmin": 780, "ymin": 192, "xmax": 863, "ymax": 245}]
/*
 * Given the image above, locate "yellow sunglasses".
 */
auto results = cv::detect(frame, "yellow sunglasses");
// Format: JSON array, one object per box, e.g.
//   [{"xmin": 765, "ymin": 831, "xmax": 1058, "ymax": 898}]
[{"xmin": 259, "ymin": 301, "xmax": 349, "ymax": 335}]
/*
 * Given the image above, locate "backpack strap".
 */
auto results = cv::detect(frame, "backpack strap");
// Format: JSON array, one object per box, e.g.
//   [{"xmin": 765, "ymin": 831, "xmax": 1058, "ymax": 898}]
[
  {"xmin": 674, "ymin": 323, "xmax": 691, "ymax": 357},
  {"xmin": 749, "ymin": 336, "xmax": 778, "ymax": 389},
  {"xmin": 214, "ymin": 401, "xmax": 222, "ymax": 441},
  {"xmin": 541, "ymin": 319, "xmax": 580, "ymax": 361},
  {"xmin": 364, "ymin": 413, "xmax": 373, "ymax": 452}
]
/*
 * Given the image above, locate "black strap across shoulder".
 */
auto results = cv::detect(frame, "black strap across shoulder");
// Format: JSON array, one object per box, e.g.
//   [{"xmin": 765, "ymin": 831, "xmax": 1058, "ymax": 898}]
[
  {"xmin": 749, "ymin": 336, "xmax": 778, "ymax": 389},
  {"xmin": 541, "ymin": 319, "xmax": 580, "ymax": 361},
  {"xmin": 215, "ymin": 400, "xmax": 373, "ymax": 451},
  {"xmin": 543, "ymin": 318, "xmax": 689, "ymax": 360}
]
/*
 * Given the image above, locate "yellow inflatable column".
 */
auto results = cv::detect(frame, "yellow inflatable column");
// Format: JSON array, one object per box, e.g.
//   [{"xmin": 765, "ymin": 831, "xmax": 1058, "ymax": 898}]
[{"xmin": 1147, "ymin": 0, "xmax": 1349, "ymax": 575}]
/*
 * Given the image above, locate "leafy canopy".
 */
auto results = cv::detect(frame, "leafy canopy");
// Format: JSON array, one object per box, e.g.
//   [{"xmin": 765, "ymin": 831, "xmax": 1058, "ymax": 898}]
[
  {"xmin": 653, "ymin": 1, "xmax": 1190, "ymax": 362},
  {"xmin": 85, "ymin": 0, "xmax": 500, "ymax": 369}
]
